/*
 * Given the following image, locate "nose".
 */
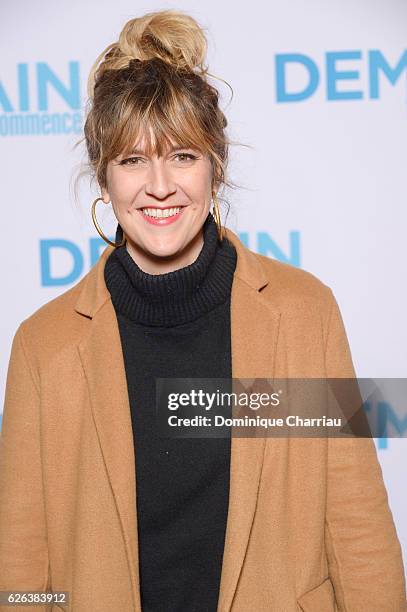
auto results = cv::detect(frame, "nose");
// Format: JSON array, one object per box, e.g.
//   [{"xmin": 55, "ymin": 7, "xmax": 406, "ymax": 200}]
[{"xmin": 144, "ymin": 160, "xmax": 177, "ymax": 200}]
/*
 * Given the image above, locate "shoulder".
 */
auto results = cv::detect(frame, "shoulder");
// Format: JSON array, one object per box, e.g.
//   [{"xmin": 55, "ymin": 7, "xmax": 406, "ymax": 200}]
[
  {"xmin": 250, "ymin": 252, "xmax": 346, "ymax": 359},
  {"xmin": 253, "ymin": 251, "xmax": 335, "ymax": 312},
  {"xmin": 23, "ymin": 273, "xmax": 87, "ymax": 325},
  {"xmin": 228, "ymin": 238, "xmax": 340, "ymax": 343},
  {"xmin": 14, "ymin": 271, "xmax": 92, "ymax": 365}
]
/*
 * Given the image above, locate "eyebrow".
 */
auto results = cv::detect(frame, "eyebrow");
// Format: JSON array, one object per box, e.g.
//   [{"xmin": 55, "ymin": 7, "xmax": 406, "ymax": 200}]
[{"xmin": 129, "ymin": 145, "xmax": 194, "ymax": 155}]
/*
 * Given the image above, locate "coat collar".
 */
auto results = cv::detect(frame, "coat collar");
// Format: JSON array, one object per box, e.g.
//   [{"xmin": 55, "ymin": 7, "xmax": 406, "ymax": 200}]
[
  {"xmin": 74, "ymin": 227, "xmax": 281, "ymax": 612},
  {"xmin": 74, "ymin": 226, "xmax": 271, "ymax": 319}
]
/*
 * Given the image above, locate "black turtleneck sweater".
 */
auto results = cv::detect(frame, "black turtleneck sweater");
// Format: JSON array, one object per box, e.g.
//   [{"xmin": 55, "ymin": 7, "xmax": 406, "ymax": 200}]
[{"xmin": 104, "ymin": 212, "xmax": 237, "ymax": 612}]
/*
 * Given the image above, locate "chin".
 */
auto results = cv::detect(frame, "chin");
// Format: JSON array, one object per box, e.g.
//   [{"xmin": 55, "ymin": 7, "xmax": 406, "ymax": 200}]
[{"xmin": 140, "ymin": 236, "xmax": 186, "ymax": 259}]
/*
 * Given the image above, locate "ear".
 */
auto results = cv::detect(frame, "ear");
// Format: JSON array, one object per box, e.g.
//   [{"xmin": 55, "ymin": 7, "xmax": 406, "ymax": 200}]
[
  {"xmin": 101, "ymin": 186, "xmax": 110, "ymax": 204},
  {"xmin": 211, "ymin": 175, "xmax": 220, "ymax": 196}
]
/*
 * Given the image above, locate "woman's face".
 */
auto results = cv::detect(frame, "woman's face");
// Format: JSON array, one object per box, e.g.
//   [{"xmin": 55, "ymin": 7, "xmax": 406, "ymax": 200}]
[{"xmin": 102, "ymin": 128, "xmax": 214, "ymax": 273}]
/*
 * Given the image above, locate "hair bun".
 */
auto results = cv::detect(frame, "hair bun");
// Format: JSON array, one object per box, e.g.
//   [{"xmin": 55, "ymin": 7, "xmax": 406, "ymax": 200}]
[
  {"xmin": 120, "ymin": 9, "xmax": 208, "ymax": 72},
  {"xmin": 88, "ymin": 10, "xmax": 209, "ymax": 99}
]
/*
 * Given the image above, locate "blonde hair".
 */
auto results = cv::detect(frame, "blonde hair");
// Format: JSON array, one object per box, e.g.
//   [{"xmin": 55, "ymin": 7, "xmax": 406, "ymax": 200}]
[{"xmin": 75, "ymin": 9, "xmax": 240, "ymax": 213}]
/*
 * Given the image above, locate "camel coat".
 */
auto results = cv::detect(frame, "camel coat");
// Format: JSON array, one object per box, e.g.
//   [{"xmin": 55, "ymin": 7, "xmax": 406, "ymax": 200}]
[{"xmin": 0, "ymin": 226, "xmax": 405, "ymax": 612}]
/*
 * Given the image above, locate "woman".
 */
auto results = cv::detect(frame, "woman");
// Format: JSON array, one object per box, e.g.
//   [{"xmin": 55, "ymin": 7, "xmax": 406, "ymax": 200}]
[{"xmin": 0, "ymin": 9, "xmax": 405, "ymax": 612}]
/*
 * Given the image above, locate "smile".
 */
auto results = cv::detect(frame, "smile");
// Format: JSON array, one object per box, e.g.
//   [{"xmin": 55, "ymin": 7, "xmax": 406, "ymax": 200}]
[{"xmin": 139, "ymin": 207, "xmax": 184, "ymax": 226}]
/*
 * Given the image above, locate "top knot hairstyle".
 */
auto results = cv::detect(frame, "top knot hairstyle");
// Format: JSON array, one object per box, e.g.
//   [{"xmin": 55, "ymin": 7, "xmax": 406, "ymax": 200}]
[{"xmin": 82, "ymin": 9, "xmax": 235, "ymax": 202}]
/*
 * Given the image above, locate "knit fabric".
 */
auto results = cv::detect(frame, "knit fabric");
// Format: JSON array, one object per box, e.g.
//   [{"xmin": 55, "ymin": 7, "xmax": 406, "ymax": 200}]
[{"xmin": 106, "ymin": 212, "xmax": 236, "ymax": 326}]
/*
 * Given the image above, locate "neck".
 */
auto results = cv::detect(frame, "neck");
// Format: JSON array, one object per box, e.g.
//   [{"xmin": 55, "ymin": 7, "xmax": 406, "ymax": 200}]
[{"xmin": 124, "ymin": 228, "xmax": 204, "ymax": 275}]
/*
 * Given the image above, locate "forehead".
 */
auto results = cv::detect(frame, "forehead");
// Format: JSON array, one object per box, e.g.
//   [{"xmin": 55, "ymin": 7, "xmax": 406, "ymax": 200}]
[
  {"xmin": 126, "ymin": 124, "xmax": 196, "ymax": 156},
  {"xmin": 132, "ymin": 138, "xmax": 185, "ymax": 154}
]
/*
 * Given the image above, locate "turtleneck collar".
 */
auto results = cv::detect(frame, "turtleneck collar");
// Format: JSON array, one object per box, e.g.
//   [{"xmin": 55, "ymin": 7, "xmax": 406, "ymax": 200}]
[{"xmin": 104, "ymin": 212, "xmax": 237, "ymax": 327}]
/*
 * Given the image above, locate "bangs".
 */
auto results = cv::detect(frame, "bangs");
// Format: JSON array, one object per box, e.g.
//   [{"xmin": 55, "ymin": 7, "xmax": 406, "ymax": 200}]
[{"xmin": 106, "ymin": 85, "xmax": 211, "ymax": 161}]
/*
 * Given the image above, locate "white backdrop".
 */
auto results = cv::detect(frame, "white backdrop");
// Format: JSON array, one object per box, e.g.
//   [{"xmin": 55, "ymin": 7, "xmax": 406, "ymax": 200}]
[{"xmin": 2, "ymin": 0, "xmax": 406, "ymax": 576}]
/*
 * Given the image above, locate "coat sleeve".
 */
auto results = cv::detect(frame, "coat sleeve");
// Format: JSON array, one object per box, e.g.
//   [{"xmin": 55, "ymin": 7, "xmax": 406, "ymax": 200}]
[
  {"xmin": 0, "ymin": 323, "xmax": 50, "ymax": 610},
  {"xmin": 323, "ymin": 288, "xmax": 406, "ymax": 611}
]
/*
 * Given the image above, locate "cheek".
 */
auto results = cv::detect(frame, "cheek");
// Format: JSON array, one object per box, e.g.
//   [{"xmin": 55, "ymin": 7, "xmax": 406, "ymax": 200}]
[
  {"xmin": 107, "ymin": 168, "xmax": 135, "ymax": 203},
  {"xmin": 183, "ymin": 164, "xmax": 213, "ymax": 202}
]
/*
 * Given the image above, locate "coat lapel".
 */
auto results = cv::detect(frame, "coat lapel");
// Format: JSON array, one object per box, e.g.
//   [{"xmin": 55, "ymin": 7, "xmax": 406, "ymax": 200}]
[
  {"xmin": 217, "ymin": 229, "xmax": 281, "ymax": 612},
  {"xmin": 74, "ymin": 249, "xmax": 142, "ymax": 611},
  {"xmin": 76, "ymin": 295, "xmax": 142, "ymax": 611},
  {"xmin": 73, "ymin": 227, "xmax": 281, "ymax": 612}
]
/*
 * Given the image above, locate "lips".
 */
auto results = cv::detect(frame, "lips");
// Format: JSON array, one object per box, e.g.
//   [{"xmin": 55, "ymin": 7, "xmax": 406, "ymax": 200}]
[{"xmin": 139, "ymin": 206, "xmax": 184, "ymax": 226}]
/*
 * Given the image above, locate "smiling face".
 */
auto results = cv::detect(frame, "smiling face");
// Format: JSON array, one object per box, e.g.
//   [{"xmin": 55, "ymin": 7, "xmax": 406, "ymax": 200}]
[{"xmin": 102, "ymin": 126, "xmax": 215, "ymax": 274}]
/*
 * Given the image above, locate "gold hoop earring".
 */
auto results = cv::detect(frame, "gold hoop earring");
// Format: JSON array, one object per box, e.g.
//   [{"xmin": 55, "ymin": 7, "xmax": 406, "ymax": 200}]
[
  {"xmin": 91, "ymin": 197, "xmax": 126, "ymax": 248},
  {"xmin": 212, "ymin": 192, "xmax": 224, "ymax": 242}
]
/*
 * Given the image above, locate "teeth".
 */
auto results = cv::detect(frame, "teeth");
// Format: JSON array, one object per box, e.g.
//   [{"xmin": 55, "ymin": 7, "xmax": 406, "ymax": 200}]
[{"xmin": 142, "ymin": 207, "xmax": 181, "ymax": 218}]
